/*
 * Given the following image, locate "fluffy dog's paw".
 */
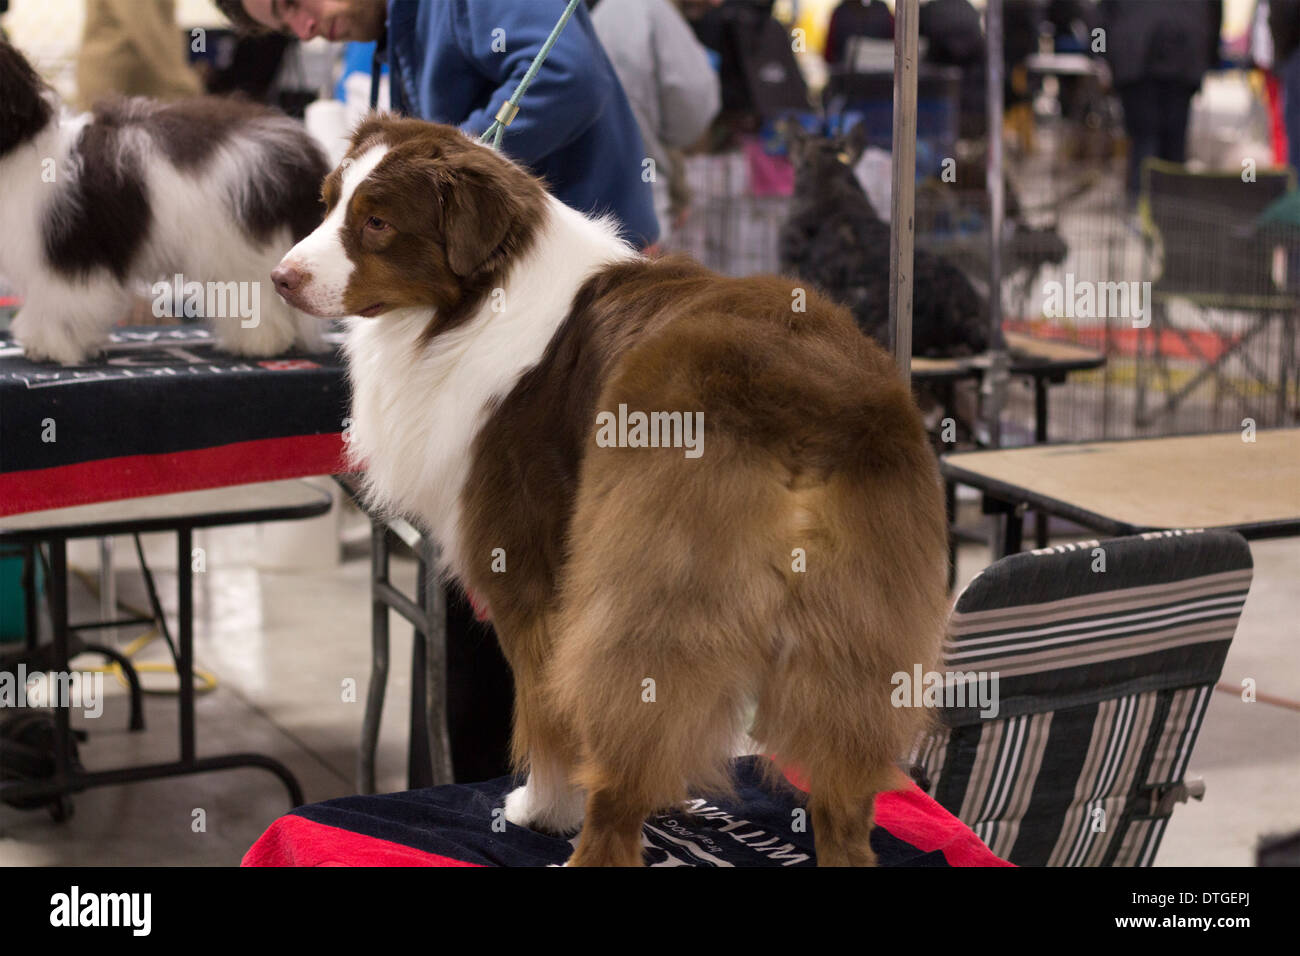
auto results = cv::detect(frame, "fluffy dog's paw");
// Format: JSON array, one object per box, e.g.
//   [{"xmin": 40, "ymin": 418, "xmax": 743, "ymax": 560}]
[
  {"xmin": 11, "ymin": 313, "xmax": 95, "ymax": 366},
  {"xmin": 213, "ymin": 321, "xmax": 298, "ymax": 358},
  {"xmin": 503, "ymin": 782, "xmax": 585, "ymax": 834}
]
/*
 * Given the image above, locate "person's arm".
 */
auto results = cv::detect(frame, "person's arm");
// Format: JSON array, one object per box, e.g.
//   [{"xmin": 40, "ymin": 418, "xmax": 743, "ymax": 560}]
[
  {"xmin": 652, "ymin": 0, "xmax": 720, "ymax": 151},
  {"xmin": 451, "ymin": 0, "xmax": 612, "ymax": 166},
  {"xmin": 1208, "ymin": 0, "xmax": 1224, "ymax": 69},
  {"xmin": 115, "ymin": 0, "xmax": 202, "ymax": 98},
  {"xmin": 825, "ymin": 5, "xmax": 844, "ymax": 66}
]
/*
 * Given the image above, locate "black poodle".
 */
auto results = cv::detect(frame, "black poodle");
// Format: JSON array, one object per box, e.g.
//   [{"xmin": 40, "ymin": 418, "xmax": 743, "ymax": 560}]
[{"xmin": 778, "ymin": 123, "xmax": 994, "ymax": 358}]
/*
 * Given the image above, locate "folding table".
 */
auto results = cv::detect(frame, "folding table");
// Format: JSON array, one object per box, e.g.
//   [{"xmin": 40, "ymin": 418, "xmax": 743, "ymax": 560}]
[
  {"xmin": 0, "ymin": 483, "xmax": 331, "ymax": 814},
  {"xmin": 940, "ymin": 427, "xmax": 1300, "ymax": 557},
  {"xmin": 914, "ymin": 331, "xmax": 1107, "ymax": 581}
]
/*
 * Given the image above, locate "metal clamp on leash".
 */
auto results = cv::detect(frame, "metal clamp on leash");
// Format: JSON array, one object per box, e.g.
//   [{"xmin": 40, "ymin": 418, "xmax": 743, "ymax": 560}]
[
  {"xmin": 480, "ymin": 0, "xmax": 583, "ymax": 151},
  {"xmin": 494, "ymin": 102, "xmax": 520, "ymax": 128}
]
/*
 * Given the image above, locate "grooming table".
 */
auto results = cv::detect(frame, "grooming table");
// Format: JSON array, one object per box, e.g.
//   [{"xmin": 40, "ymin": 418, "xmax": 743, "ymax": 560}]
[
  {"xmin": 0, "ymin": 326, "xmax": 463, "ymax": 803},
  {"xmin": 940, "ymin": 427, "xmax": 1300, "ymax": 557},
  {"xmin": 0, "ymin": 326, "xmax": 348, "ymax": 516},
  {"xmin": 0, "ymin": 326, "xmax": 348, "ymax": 813},
  {"xmin": 243, "ymin": 756, "xmax": 1012, "ymax": 867}
]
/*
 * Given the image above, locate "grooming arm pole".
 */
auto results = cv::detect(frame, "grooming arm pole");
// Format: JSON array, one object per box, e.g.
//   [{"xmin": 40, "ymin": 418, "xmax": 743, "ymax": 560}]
[
  {"xmin": 982, "ymin": 0, "xmax": 1009, "ymax": 448},
  {"xmin": 889, "ymin": 0, "xmax": 919, "ymax": 388}
]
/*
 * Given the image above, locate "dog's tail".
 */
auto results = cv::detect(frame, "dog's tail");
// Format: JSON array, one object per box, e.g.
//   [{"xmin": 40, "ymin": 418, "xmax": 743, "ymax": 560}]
[{"xmin": 753, "ymin": 404, "xmax": 949, "ymax": 866}]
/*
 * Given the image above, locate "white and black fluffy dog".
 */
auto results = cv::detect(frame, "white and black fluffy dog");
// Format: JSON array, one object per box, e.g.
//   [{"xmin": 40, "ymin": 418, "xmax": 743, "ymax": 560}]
[{"xmin": 0, "ymin": 39, "xmax": 328, "ymax": 365}]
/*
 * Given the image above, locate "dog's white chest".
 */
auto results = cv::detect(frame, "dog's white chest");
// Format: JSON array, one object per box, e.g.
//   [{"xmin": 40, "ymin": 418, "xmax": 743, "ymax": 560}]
[{"xmin": 343, "ymin": 315, "xmax": 493, "ymax": 578}]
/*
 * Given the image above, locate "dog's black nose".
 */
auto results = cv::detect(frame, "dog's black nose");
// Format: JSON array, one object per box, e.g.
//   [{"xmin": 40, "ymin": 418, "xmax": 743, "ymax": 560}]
[{"xmin": 271, "ymin": 264, "xmax": 305, "ymax": 295}]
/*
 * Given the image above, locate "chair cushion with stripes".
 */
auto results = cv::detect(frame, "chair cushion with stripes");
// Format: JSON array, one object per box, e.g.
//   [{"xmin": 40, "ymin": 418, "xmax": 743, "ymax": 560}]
[
  {"xmin": 941, "ymin": 530, "xmax": 1251, "ymax": 726},
  {"xmin": 915, "ymin": 684, "xmax": 1215, "ymax": 865},
  {"xmin": 915, "ymin": 530, "xmax": 1252, "ymax": 866}
]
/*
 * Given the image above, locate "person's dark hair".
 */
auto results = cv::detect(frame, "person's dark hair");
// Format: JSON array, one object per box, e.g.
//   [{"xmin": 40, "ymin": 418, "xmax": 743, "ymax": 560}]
[{"xmin": 214, "ymin": 0, "xmax": 270, "ymax": 34}]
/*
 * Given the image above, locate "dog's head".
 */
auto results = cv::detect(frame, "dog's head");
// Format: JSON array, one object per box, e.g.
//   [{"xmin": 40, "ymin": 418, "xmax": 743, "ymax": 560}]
[
  {"xmin": 779, "ymin": 120, "xmax": 869, "ymax": 192},
  {"xmin": 0, "ymin": 38, "xmax": 56, "ymax": 157},
  {"xmin": 272, "ymin": 117, "xmax": 547, "ymax": 334}
]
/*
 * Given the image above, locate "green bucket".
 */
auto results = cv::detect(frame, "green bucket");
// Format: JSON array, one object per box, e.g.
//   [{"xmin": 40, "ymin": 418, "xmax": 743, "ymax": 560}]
[{"xmin": 0, "ymin": 548, "xmax": 40, "ymax": 644}]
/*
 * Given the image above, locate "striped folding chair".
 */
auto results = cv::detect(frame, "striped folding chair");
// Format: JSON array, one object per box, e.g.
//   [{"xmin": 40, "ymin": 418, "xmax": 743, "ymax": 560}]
[{"xmin": 911, "ymin": 529, "xmax": 1253, "ymax": 866}]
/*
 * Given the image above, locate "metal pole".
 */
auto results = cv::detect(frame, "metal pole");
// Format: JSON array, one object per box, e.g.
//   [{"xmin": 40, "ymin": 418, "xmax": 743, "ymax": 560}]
[
  {"xmin": 99, "ymin": 537, "xmax": 116, "ymax": 644},
  {"xmin": 982, "ymin": 0, "xmax": 1009, "ymax": 448},
  {"xmin": 889, "ymin": 0, "xmax": 919, "ymax": 387}
]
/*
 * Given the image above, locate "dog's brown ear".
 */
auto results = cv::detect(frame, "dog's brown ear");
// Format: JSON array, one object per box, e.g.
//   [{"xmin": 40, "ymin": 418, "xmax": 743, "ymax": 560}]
[
  {"xmin": 440, "ymin": 164, "xmax": 522, "ymax": 278},
  {"xmin": 841, "ymin": 120, "xmax": 869, "ymax": 165},
  {"xmin": 778, "ymin": 117, "xmax": 809, "ymax": 166}
]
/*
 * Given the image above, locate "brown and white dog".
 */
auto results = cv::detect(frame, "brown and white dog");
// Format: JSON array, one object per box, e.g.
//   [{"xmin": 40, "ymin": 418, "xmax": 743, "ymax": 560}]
[{"xmin": 273, "ymin": 116, "xmax": 949, "ymax": 867}]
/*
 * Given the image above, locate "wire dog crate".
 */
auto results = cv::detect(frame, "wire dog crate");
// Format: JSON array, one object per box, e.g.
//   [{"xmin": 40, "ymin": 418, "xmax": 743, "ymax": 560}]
[{"xmin": 670, "ymin": 145, "xmax": 1298, "ymax": 443}]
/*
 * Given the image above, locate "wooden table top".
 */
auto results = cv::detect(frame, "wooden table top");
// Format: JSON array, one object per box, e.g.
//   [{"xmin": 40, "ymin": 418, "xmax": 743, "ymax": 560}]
[
  {"xmin": 0, "ymin": 480, "xmax": 332, "ymax": 539},
  {"xmin": 911, "ymin": 332, "xmax": 1105, "ymax": 379},
  {"xmin": 941, "ymin": 428, "xmax": 1300, "ymax": 536}
]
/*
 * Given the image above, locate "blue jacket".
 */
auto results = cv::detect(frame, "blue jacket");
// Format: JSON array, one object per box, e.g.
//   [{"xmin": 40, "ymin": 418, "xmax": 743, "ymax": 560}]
[{"xmin": 383, "ymin": 0, "xmax": 659, "ymax": 247}]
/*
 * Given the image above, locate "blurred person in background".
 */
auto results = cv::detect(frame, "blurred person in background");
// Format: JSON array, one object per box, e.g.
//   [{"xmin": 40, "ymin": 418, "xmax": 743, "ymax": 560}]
[
  {"xmin": 1046, "ymin": 0, "xmax": 1100, "ymax": 125},
  {"xmin": 676, "ymin": 0, "xmax": 725, "ymax": 19},
  {"xmin": 823, "ymin": 0, "xmax": 894, "ymax": 69},
  {"xmin": 587, "ymin": 0, "xmax": 721, "ymax": 247},
  {"xmin": 218, "ymin": 0, "xmax": 658, "ymax": 249},
  {"xmin": 1099, "ymin": 0, "xmax": 1223, "ymax": 199},
  {"xmin": 76, "ymin": 0, "xmax": 203, "ymax": 109},
  {"xmin": 1270, "ymin": 0, "xmax": 1300, "ymax": 171},
  {"xmin": 1004, "ymin": 1, "xmax": 1045, "ymax": 152},
  {"xmin": 919, "ymin": 0, "xmax": 987, "ymax": 138}
]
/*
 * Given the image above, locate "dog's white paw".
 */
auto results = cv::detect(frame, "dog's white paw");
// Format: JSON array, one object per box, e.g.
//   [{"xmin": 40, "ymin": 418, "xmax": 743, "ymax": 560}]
[
  {"xmin": 11, "ymin": 312, "xmax": 95, "ymax": 366},
  {"xmin": 213, "ymin": 317, "xmax": 298, "ymax": 358},
  {"xmin": 503, "ymin": 780, "xmax": 585, "ymax": 834},
  {"xmin": 503, "ymin": 784, "xmax": 535, "ymax": 826}
]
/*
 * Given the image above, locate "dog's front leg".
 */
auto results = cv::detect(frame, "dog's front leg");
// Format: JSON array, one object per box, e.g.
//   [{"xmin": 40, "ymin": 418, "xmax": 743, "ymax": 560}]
[{"xmin": 11, "ymin": 279, "xmax": 132, "ymax": 365}]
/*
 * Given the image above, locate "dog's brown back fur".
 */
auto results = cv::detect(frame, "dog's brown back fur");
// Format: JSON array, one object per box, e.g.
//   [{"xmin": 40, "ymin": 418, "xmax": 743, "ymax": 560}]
[{"xmin": 459, "ymin": 254, "xmax": 949, "ymax": 866}]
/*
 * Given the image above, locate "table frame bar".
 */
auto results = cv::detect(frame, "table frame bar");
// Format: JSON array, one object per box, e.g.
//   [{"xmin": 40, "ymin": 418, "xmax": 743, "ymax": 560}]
[{"xmin": 0, "ymin": 530, "xmax": 305, "ymax": 813}]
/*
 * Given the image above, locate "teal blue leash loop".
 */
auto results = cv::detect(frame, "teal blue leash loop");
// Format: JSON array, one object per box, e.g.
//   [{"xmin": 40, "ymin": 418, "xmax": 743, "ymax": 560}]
[{"xmin": 479, "ymin": 0, "xmax": 584, "ymax": 151}]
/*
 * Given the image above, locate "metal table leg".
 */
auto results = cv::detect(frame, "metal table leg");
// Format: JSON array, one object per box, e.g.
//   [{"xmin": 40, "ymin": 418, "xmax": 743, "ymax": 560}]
[
  {"xmin": 419, "ymin": 549, "xmax": 452, "ymax": 788},
  {"xmin": 1034, "ymin": 377, "xmax": 1050, "ymax": 549},
  {"xmin": 1000, "ymin": 506, "xmax": 1025, "ymax": 559},
  {"xmin": 99, "ymin": 536, "xmax": 116, "ymax": 644},
  {"xmin": 406, "ymin": 541, "xmax": 453, "ymax": 789},
  {"xmin": 177, "ymin": 527, "xmax": 195, "ymax": 764},
  {"xmin": 945, "ymin": 478, "xmax": 958, "ymax": 591},
  {"xmin": 358, "ymin": 520, "xmax": 390, "ymax": 795},
  {"xmin": 47, "ymin": 538, "xmax": 72, "ymax": 791},
  {"xmin": 356, "ymin": 511, "xmax": 454, "ymax": 794}
]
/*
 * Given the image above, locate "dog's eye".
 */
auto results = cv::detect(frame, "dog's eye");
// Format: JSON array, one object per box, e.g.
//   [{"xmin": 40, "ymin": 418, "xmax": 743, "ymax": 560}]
[{"xmin": 364, "ymin": 216, "xmax": 389, "ymax": 232}]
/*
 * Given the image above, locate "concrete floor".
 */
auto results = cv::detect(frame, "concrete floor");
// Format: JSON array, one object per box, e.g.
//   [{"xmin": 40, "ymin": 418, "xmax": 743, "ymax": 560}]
[{"xmin": 1, "ymin": 490, "xmax": 1296, "ymax": 866}]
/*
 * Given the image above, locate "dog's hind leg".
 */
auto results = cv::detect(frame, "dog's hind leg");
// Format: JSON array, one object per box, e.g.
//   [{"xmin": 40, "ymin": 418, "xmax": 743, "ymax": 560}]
[
  {"xmin": 753, "ymin": 469, "xmax": 949, "ymax": 867},
  {"xmin": 549, "ymin": 444, "xmax": 786, "ymax": 867},
  {"xmin": 557, "ymin": 611, "xmax": 752, "ymax": 867},
  {"xmin": 755, "ymin": 641, "xmax": 904, "ymax": 866}
]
